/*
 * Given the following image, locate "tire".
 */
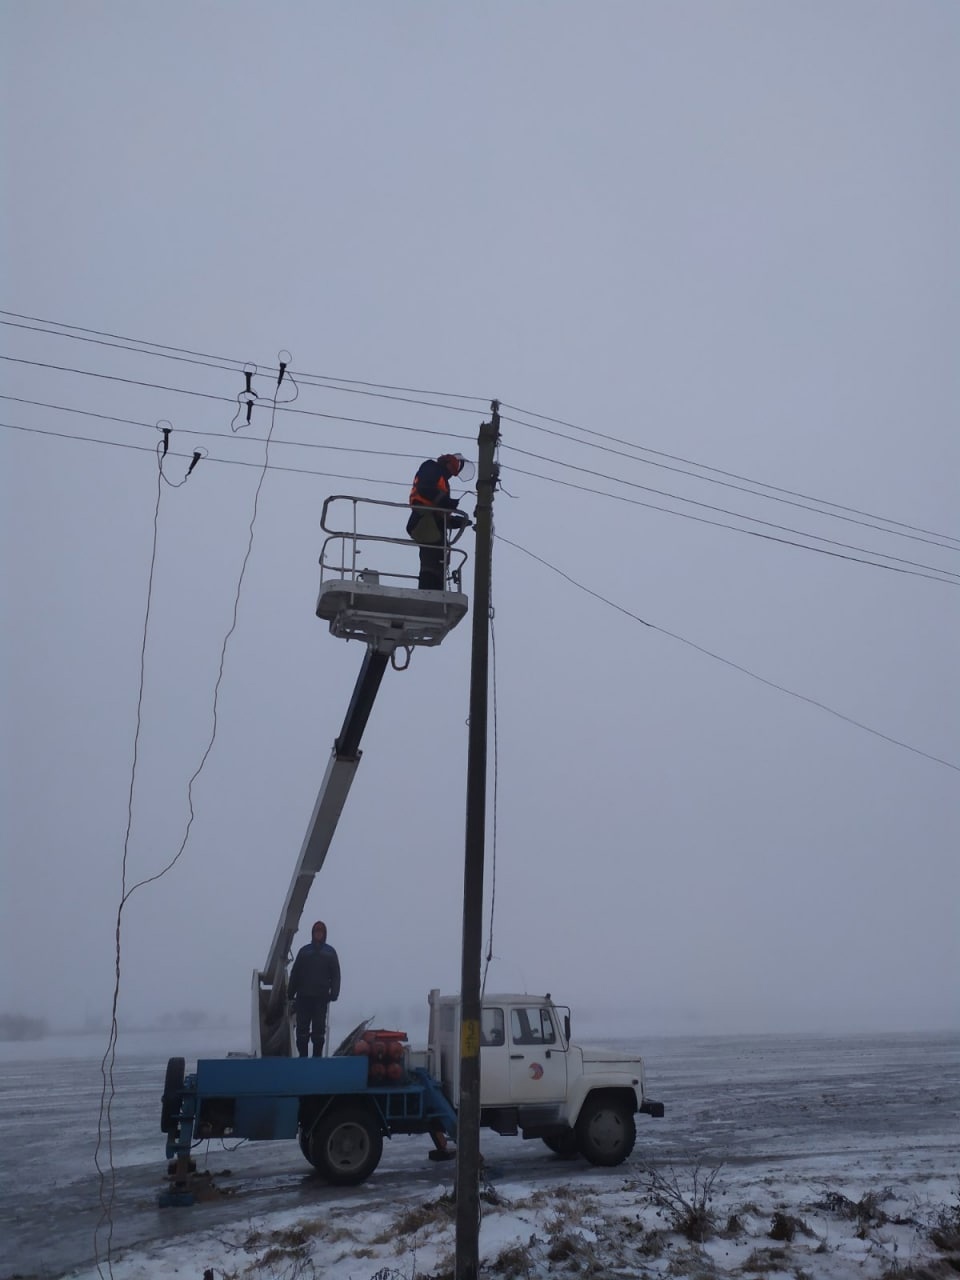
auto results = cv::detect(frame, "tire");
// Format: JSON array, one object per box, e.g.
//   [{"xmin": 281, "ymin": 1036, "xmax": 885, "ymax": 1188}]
[
  {"xmin": 542, "ymin": 1130, "xmax": 579, "ymax": 1158},
  {"xmin": 298, "ymin": 1127, "xmax": 311, "ymax": 1162},
  {"xmin": 160, "ymin": 1057, "xmax": 185, "ymax": 1134},
  {"xmin": 303, "ymin": 1106, "xmax": 383, "ymax": 1185},
  {"xmin": 575, "ymin": 1094, "xmax": 636, "ymax": 1167}
]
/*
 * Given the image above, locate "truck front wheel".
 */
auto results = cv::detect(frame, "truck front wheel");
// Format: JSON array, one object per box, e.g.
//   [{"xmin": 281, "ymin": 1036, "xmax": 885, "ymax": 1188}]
[
  {"xmin": 575, "ymin": 1095, "xmax": 636, "ymax": 1166},
  {"xmin": 303, "ymin": 1107, "xmax": 383, "ymax": 1185}
]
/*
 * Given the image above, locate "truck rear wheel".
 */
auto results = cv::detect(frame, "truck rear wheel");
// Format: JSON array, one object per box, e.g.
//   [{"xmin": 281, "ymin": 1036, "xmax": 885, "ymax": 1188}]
[
  {"xmin": 303, "ymin": 1106, "xmax": 383, "ymax": 1185},
  {"xmin": 542, "ymin": 1130, "xmax": 579, "ymax": 1158},
  {"xmin": 575, "ymin": 1095, "xmax": 636, "ymax": 1166},
  {"xmin": 160, "ymin": 1057, "xmax": 185, "ymax": 1134}
]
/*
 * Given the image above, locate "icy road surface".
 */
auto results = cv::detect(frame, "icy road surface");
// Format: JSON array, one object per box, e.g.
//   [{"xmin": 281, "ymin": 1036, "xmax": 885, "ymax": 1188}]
[{"xmin": 0, "ymin": 1029, "xmax": 956, "ymax": 1278}]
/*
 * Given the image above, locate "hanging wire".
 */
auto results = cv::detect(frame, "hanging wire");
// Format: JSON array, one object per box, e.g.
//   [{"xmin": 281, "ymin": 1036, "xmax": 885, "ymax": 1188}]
[
  {"xmin": 481, "ymin": 483, "xmax": 500, "ymax": 1000},
  {"xmin": 123, "ymin": 361, "xmax": 297, "ymax": 901},
  {"xmin": 91, "ymin": 360, "xmax": 294, "ymax": 1276},
  {"xmin": 496, "ymin": 534, "xmax": 960, "ymax": 775},
  {"xmin": 92, "ymin": 444, "xmax": 164, "ymax": 1279},
  {"xmin": 480, "ymin": 603, "xmax": 500, "ymax": 1000}
]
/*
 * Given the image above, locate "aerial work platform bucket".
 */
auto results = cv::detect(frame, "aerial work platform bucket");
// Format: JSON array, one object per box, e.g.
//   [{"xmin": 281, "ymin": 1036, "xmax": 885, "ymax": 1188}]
[{"xmin": 316, "ymin": 495, "xmax": 469, "ymax": 650}]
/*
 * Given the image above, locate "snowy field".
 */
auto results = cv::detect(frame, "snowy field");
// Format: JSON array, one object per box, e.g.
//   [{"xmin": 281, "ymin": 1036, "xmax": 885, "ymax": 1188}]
[{"xmin": 1, "ymin": 1029, "xmax": 957, "ymax": 1280}]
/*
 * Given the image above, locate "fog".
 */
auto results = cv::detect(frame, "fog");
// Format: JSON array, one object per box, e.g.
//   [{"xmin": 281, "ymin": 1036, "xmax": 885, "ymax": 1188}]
[{"xmin": 1, "ymin": 2, "xmax": 957, "ymax": 1049}]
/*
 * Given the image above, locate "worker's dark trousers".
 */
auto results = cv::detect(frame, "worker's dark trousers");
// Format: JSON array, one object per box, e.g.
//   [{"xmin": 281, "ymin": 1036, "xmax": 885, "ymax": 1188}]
[
  {"xmin": 294, "ymin": 997, "xmax": 328, "ymax": 1057},
  {"xmin": 418, "ymin": 544, "xmax": 445, "ymax": 590}
]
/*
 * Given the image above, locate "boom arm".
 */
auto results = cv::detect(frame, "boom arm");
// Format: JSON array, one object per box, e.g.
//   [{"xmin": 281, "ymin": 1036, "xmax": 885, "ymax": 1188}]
[{"xmin": 254, "ymin": 647, "xmax": 389, "ymax": 1055}]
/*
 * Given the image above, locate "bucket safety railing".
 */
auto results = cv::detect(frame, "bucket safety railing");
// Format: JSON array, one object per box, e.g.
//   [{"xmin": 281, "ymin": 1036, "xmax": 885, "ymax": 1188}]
[
  {"xmin": 319, "ymin": 495, "xmax": 468, "ymax": 593},
  {"xmin": 316, "ymin": 495, "xmax": 471, "ymax": 651}
]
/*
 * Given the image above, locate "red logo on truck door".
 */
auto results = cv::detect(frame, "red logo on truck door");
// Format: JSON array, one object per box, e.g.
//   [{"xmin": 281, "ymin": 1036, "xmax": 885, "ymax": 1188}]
[{"xmin": 528, "ymin": 1062, "xmax": 544, "ymax": 1080}]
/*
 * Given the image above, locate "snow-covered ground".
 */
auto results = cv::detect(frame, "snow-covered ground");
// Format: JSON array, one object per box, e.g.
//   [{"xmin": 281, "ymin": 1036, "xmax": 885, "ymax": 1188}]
[
  {"xmin": 2, "ymin": 1029, "xmax": 957, "ymax": 1279},
  {"xmin": 65, "ymin": 1164, "xmax": 960, "ymax": 1280}
]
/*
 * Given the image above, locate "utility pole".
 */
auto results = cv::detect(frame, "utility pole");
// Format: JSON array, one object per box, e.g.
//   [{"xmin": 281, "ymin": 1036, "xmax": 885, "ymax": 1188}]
[{"xmin": 454, "ymin": 401, "xmax": 500, "ymax": 1280}]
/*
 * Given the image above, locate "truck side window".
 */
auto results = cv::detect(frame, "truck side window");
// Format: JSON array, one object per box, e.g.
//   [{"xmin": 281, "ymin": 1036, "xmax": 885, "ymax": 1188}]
[
  {"xmin": 481, "ymin": 1007, "xmax": 504, "ymax": 1047},
  {"xmin": 510, "ymin": 1006, "xmax": 556, "ymax": 1046}
]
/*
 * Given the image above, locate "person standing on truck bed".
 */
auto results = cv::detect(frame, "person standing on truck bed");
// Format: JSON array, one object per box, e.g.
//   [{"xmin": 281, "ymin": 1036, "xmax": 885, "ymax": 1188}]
[
  {"xmin": 406, "ymin": 452, "xmax": 472, "ymax": 590},
  {"xmin": 287, "ymin": 921, "xmax": 341, "ymax": 1058}
]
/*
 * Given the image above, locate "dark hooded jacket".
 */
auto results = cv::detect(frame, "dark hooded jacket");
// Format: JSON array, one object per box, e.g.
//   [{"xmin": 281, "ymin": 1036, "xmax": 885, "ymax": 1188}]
[{"xmin": 288, "ymin": 941, "xmax": 341, "ymax": 1002}]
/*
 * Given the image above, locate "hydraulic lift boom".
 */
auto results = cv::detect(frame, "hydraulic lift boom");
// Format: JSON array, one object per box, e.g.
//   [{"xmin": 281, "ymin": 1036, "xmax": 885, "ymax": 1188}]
[
  {"xmin": 251, "ymin": 492, "xmax": 470, "ymax": 1057},
  {"xmin": 254, "ymin": 647, "xmax": 389, "ymax": 1056}
]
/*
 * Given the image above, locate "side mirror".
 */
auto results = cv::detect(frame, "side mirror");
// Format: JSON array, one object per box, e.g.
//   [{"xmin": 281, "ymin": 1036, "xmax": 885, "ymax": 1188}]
[{"xmin": 564, "ymin": 1014, "xmax": 571, "ymax": 1043}]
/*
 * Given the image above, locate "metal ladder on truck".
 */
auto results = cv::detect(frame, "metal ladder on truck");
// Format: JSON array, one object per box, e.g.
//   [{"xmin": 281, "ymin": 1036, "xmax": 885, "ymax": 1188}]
[{"xmin": 253, "ymin": 494, "xmax": 470, "ymax": 1057}]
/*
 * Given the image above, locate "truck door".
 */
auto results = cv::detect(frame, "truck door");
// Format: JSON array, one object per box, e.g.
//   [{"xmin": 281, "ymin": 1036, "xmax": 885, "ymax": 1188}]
[
  {"xmin": 478, "ymin": 1005, "xmax": 511, "ymax": 1106},
  {"xmin": 506, "ymin": 1004, "xmax": 567, "ymax": 1104}
]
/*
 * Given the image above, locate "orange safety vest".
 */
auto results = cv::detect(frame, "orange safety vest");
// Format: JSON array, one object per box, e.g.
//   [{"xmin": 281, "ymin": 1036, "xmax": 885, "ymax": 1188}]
[{"xmin": 409, "ymin": 469, "xmax": 450, "ymax": 507}]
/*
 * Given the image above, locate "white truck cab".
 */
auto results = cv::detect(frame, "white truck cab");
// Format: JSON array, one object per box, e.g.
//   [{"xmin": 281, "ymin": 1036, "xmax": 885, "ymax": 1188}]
[{"xmin": 425, "ymin": 991, "xmax": 663, "ymax": 1165}]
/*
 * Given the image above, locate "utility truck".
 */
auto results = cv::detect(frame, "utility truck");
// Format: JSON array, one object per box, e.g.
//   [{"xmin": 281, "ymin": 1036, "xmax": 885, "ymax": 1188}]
[
  {"xmin": 160, "ymin": 990, "xmax": 663, "ymax": 1194},
  {"xmin": 157, "ymin": 493, "xmax": 662, "ymax": 1204}
]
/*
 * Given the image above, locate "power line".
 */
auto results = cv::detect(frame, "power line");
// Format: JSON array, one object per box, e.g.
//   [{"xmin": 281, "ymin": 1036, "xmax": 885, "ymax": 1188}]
[
  {"xmin": 5, "ymin": 417, "xmax": 954, "ymax": 584},
  {"xmin": 7, "ymin": 313, "xmax": 955, "ymax": 574},
  {"xmin": 0, "ymin": 354, "xmax": 477, "ymax": 442},
  {"xmin": 6, "ymin": 306, "xmax": 956, "ymax": 550},
  {"xmin": 9, "ymin": 320, "xmax": 955, "ymax": 553},
  {"xmin": 501, "ymin": 411, "xmax": 959, "ymax": 553},
  {"xmin": 3, "ymin": 316, "xmax": 485, "ymax": 417},
  {"xmin": 5, "ymin": 379, "xmax": 952, "ymax": 579},
  {"xmin": 2, "ymin": 317, "xmax": 240, "ymax": 377},
  {"xmin": 0, "ymin": 393, "xmax": 427, "ymax": 461},
  {"xmin": 501, "ymin": 403, "xmax": 960, "ymax": 549},
  {"xmin": 506, "ymin": 462, "xmax": 959, "ymax": 585},
  {"xmin": 0, "ymin": 419, "xmax": 412, "ymax": 487},
  {"xmin": 1, "ymin": 394, "xmax": 157, "ymax": 432},
  {"xmin": 0, "ymin": 311, "xmax": 489, "ymax": 410},
  {"xmin": 496, "ymin": 534, "xmax": 960, "ymax": 775},
  {"xmin": 506, "ymin": 444, "xmax": 960, "ymax": 577},
  {"xmin": 5, "ymin": 357, "xmax": 953, "ymax": 578}
]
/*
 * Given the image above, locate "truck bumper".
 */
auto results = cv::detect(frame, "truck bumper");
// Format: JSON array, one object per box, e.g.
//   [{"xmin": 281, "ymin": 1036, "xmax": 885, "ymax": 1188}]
[{"xmin": 640, "ymin": 1099, "xmax": 665, "ymax": 1118}]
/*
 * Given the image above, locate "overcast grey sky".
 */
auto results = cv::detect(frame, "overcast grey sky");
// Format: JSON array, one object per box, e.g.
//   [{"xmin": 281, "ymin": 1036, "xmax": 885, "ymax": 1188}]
[{"xmin": 1, "ymin": 1, "xmax": 957, "ymax": 1044}]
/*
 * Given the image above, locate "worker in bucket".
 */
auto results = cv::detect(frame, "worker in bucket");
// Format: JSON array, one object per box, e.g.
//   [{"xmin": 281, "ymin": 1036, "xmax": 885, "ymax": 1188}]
[
  {"xmin": 406, "ymin": 452, "xmax": 475, "ymax": 590},
  {"xmin": 287, "ymin": 921, "xmax": 341, "ymax": 1058}
]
